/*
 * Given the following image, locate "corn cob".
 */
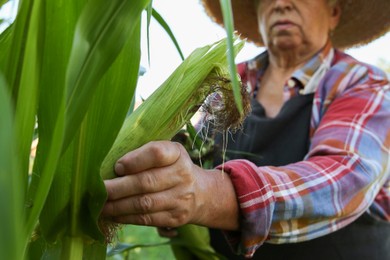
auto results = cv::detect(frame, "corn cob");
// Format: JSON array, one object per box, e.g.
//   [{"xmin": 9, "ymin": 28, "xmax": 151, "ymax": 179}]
[
  {"xmin": 100, "ymin": 37, "xmax": 248, "ymax": 180},
  {"xmin": 100, "ymin": 37, "xmax": 250, "ymax": 260}
]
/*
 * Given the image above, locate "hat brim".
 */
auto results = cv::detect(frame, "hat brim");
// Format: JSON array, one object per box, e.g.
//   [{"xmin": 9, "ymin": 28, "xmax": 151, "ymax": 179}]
[{"xmin": 201, "ymin": 0, "xmax": 390, "ymax": 49}]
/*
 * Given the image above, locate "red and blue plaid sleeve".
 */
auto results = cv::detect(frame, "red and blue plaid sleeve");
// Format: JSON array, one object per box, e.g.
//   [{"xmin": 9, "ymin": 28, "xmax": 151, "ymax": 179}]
[{"xmin": 217, "ymin": 51, "xmax": 390, "ymax": 258}]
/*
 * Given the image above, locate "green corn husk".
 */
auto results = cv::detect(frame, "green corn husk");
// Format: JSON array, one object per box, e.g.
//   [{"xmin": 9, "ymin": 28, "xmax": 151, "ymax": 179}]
[{"xmin": 100, "ymin": 37, "xmax": 246, "ymax": 180}]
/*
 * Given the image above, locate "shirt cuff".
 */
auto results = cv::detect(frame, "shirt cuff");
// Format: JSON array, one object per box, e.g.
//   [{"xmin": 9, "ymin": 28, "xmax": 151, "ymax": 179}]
[{"xmin": 216, "ymin": 159, "xmax": 275, "ymax": 258}]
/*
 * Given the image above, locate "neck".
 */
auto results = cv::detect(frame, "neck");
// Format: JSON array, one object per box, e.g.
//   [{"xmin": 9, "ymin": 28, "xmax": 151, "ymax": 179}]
[
  {"xmin": 266, "ymin": 45, "xmax": 321, "ymax": 82},
  {"xmin": 268, "ymin": 48, "xmax": 313, "ymax": 71}
]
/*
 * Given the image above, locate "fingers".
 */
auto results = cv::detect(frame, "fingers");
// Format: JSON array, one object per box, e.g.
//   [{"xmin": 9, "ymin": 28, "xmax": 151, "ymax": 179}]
[
  {"xmin": 102, "ymin": 141, "xmax": 200, "ymax": 228},
  {"xmin": 102, "ymin": 186, "xmax": 195, "ymax": 217},
  {"xmin": 103, "ymin": 190, "xmax": 177, "ymax": 216},
  {"xmin": 105, "ymin": 165, "xmax": 181, "ymax": 200},
  {"xmin": 110, "ymin": 211, "xmax": 187, "ymax": 227},
  {"xmin": 105, "ymin": 141, "xmax": 194, "ymax": 201},
  {"xmin": 115, "ymin": 141, "xmax": 182, "ymax": 176},
  {"xmin": 102, "ymin": 185, "xmax": 196, "ymax": 227}
]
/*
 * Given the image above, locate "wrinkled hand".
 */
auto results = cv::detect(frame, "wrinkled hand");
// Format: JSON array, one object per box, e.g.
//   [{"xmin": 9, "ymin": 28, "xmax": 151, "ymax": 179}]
[{"xmin": 102, "ymin": 141, "xmax": 208, "ymax": 228}]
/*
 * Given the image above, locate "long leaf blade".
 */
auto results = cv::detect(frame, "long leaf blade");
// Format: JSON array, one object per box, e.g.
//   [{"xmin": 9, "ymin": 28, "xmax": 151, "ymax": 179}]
[
  {"xmin": 219, "ymin": 0, "xmax": 243, "ymax": 114},
  {"xmin": 5, "ymin": 0, "xmax": 44, "ymax": 194},
  {"xmin": 0, "ymin": 74, "xmax": 24, "ymax": 260},
  {"xmin": 152, "ymin": 8, "xmax": 184, "ymax": 61},
  {"xmin": 39, "ymin": 1, "xmax": 143, "ymax": 248},
  {"xmin": 31, "ymin": 0, "xmax": 86, "ymax": 244},
  {"xmin": 64, "ymin": 0, "xmax": 150, "ymax": 148},
  {"xmin": 25, "ymin": 0, "xmax": 86, "ymax": 247}
]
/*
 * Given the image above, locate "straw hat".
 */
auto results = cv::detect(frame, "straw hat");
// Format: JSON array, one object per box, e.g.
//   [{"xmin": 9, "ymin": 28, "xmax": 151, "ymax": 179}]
[{"xmin": 200, "ymin": 0, "xmax": 390, "ymax": 49}]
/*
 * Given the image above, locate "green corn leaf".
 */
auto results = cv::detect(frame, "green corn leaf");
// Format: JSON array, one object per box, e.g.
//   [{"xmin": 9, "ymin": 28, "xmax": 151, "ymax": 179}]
[
  {"xmin": 4, "ymin": 0, "xmax": 44, "ymax": 196},
  {"xmin": 0, "ymin": 74, "xmax": 24, "ymax": 260},
  {"xmin": 27, "ymin": 0, "xmax": 145, "ymax": 258},
  {"xmin": 63, "ymin": 0, "xmax": 150, "ymax": 149},
  {"xmin": 0, "ymin": 25, "xmax": 13, "ymax": 76},
  {"xmin": 79, "ymin": 25, "xmax": 141, "ymax": 240},
  {"xmin": 26, "ymin": 0, "xmax": 148, "ymax": 257},
  {"xmin": 171, "ymin": 225, "xmax": 226, "ymax": 260},
  {"xmin": 26, "ymin": 229, "xmax": 46, "ymax": 260},
  {"xmin": 146, "ymin": 5, "xmax": 185, "ymax": 66},
  {"xmin": 152, "ymin": 8, "xmax": 184, "ymax": 61},
  {"xmin": 186, "ymin": 123, "xmax": 204, "ymax": 153},
  {"xmin": 146, "ymin": 1, "xmax": 153, "ymax": 65},
  {"xmin": 5, "ymin": 0, "xmax": 34, "ymax": 95},
  {"xmin": 26, "ymin": 0, "xmax": 86, "ymax": 247},
  {"xmin": 1, "ymin": 0, "xmax": 45, "ymax": 252},
  {"xmin": 40, "ymin": 21, "xmax": 142, "ymax": 242},
  {"xmin": 38, "ymin": 7, "xmax": 142, "ymax": 257},
  {"xmin": 219, "ymin": 0, "xmax": 243, "ymax": 114}
]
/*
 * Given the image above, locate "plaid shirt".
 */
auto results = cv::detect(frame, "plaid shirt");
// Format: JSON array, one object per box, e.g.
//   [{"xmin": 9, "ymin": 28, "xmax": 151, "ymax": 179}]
[{"xmin": 217, "ymin": 41, "xmax": 390, "ymax": 258}]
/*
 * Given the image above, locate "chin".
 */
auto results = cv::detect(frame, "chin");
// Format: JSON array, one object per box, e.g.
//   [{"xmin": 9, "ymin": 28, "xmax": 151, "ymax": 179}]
[{"xmin": 271, "ymin": 41, "xmax": 300, "ymax": 52}]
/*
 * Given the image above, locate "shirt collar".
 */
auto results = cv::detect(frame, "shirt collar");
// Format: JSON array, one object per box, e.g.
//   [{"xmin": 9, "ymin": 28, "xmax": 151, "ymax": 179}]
[{"xmin": 292, "ymin": 40, "xmax": 334, "ymax": 90}]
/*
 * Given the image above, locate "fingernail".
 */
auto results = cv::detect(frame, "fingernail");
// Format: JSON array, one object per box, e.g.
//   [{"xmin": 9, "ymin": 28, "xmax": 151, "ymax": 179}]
[{"xmin": 114, "ymin": 162, "xmax": 124, "ymax": 176}]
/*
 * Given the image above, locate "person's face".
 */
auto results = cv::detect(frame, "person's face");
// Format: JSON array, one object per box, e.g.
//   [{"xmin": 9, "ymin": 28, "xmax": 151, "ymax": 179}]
[{"xmin": 256, "ymin": 0, "xmax": 341, "ymax": 54}]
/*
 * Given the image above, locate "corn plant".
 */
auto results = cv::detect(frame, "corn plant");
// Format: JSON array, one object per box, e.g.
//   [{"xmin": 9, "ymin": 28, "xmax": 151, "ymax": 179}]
[{"xmin": 0, "ymin": 0, "xmax": 244, "ymax": 259}]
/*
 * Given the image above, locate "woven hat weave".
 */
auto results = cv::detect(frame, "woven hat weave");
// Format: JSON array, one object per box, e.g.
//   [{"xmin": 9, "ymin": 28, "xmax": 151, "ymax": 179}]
[{"xmin": 201, "ymin": 0, "xmax": 390, "ymax": 49}]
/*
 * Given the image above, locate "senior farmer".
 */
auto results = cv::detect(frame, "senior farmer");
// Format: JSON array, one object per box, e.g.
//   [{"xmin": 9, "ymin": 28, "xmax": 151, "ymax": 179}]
[{"xmin": 102, "ymin": 0, "xmax": 390, "ymax": 259}]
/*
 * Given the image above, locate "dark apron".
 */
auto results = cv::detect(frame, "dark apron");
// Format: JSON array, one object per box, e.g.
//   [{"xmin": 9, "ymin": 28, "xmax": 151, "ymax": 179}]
[{"xmin": 210, "ymin": 94, "xmax": 390, "ymax": 260}]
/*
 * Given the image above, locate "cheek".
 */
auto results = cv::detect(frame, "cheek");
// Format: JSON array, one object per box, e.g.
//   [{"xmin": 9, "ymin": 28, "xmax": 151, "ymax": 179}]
[
  {"xmin": 305, "ymin": 19, "xmax": 330, "ymax": 40},
  {"xmin": 258, "ymin": 20, "xmax": 268, "ymax": 42},
  {"xmin": 303, "ymin": 9, "xmax": 332, "ymax": 34},
  {"xmin": 256, "ymin": 5, "xmax": 269, "ymax": 40},
  {"xmin": 299, "ymin": 26, "xmax": 329, "ymax": 49},
  {"xmin": 256, "ymin": 12, "xmax": 270, "ymax": 43}
]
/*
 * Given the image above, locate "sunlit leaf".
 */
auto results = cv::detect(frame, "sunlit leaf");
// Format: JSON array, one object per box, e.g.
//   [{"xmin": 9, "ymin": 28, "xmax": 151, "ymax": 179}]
[
  {"xmin": 26, "ymin": 0, "xmax": 85, "ymax": 244},
  {"xmin": 41, "ymin": 21, "xmax": 143, "ymax": 243},
  {"xmin": 64, "ymin": 0, "xmax": 151, "ymax": 148},
  {"xmin": 39, "ymin": 3, "xmax": 143, "ymax": 257},
  {"xmin": 80, "ymin": 21, "xmax": 142, "ymax": 238},
  {"xmin": 4, "ymin": 0, "xmax": 44, "ymax": 193}
]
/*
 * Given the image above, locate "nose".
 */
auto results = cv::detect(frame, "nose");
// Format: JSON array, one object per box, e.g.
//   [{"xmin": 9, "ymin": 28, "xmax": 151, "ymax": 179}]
[{"xmin": 273, "ymin": 0, "xmax": 293, "ymax": 12}]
